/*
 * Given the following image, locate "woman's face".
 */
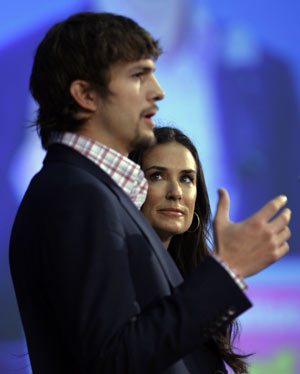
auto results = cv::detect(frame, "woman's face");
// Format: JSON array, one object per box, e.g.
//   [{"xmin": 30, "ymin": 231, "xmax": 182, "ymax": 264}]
[{"xmin": 141, "ymin": 142, "xmax": 197, "ymax": 248}]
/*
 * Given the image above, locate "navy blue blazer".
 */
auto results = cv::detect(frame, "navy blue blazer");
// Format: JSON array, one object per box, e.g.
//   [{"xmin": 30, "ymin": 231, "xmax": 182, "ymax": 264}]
[{"xmin": 9, "ymin": 144, "xmax": 252, "ymax": 373}]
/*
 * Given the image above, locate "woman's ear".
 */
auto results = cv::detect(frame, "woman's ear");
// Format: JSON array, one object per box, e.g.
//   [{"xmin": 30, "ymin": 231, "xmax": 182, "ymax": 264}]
[{"xmin": 69, "ymin": 80, "xmax": 98, "ymax": 112}]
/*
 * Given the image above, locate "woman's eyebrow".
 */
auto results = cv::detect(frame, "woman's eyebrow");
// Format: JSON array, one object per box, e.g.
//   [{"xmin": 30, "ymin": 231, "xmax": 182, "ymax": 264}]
[
  {"xmin": 181, "ymin": 169, "xmax": 196, "ymax": 174},
  {"xmin": 143, "ymin": 166, "xmax": 196, "ymax": 174},
  {"xmin": 143, "ymin": 165, "xmax": 167, "ymax": 172}
]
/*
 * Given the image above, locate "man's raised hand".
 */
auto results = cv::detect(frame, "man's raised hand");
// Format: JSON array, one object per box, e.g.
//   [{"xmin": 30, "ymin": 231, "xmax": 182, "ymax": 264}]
[{"xmin": 212, "ymin": 188, "xmax": 291, "ymax": 278}]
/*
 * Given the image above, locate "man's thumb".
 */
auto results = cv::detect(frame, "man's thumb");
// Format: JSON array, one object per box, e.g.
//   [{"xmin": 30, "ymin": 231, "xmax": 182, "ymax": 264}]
[{"xmin": 215, "ymin": 188, "xmax": 230, "ymax": 223}]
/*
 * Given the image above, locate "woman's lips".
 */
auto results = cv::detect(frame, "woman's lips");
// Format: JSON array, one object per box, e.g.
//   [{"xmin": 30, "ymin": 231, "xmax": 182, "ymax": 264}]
[{"xmin": 158, "ymin": 209, "xmax": 184, "ymax": 216}]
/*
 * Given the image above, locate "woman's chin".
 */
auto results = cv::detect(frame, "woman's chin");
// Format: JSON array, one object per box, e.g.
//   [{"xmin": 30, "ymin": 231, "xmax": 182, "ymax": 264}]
[{"xmin": 155, "ymin": 225, "xmax": 186, "ymax": 242}]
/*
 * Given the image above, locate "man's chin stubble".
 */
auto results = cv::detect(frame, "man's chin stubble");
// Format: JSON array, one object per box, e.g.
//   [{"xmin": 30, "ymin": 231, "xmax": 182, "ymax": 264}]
[{"xmin": 130, "ymin": 126, "xmax": 157, "ymax": 151}]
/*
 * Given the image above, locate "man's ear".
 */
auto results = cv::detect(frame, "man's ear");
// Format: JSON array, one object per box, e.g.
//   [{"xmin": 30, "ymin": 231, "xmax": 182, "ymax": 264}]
[{"xmin": 69, "ymin": 80, "xmax": 98, "ymax": 112}]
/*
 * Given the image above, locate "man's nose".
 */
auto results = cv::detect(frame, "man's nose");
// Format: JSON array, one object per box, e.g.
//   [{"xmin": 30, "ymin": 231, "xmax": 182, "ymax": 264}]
[{"xmin": 150, "ymin": 75, "xmax": 165, "ymax": 101}]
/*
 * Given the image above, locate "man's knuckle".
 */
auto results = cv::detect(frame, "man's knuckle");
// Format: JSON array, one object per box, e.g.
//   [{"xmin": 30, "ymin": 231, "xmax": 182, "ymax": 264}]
[
  {"xmin": 278, "ymin": 242, "xmax": 289, "ymax": 258},
  {"xmin": 281, "ymin": 212, "xmax": 290, "ymax": 224},
  {"xmin": 269, "ymin": 249, "xmax": 279, "ymax": 262},
  {"xmin": 263, "ymin": 229, "xmax": 272, "ymax": 241},
  {"xmin": 271, "ymin": 200, "xmax": 282, "ymax": 214},
  {"xmin": 250, "ymin": 218, "xmax": 263, "ymax": 231},
  {"xmin": 270, "ymin": 240, "xmax": 277, "ymax": 251},
  {"xmin": 285, "ymin": 227, "xmax": 292, "ymax": 239}
]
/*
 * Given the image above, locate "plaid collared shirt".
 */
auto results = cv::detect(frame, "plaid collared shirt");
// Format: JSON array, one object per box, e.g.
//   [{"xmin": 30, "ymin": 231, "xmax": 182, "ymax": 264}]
[
  {"xmin": 211, "ymin": 254, "xmax": 248, "ymax": 291},
  {"xmin": 51, "ymin": 132, "xmax": 148, "ymax": 209}
]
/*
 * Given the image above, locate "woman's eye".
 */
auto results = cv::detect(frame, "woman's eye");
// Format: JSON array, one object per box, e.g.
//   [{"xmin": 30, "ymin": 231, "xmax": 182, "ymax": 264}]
[
  {"xmin": 181, "ymin": 175, "xmax": 194, "ymax": 183},
  {"xmin": 148, "ymin": 172, "xmax": 162, "ymax": 181}
]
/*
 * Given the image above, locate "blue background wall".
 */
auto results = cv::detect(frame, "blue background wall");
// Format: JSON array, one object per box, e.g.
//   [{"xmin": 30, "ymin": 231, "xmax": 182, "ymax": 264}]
[{"xmin": 0, "ymin": 1, "xmax": 299, "ymax": 373}]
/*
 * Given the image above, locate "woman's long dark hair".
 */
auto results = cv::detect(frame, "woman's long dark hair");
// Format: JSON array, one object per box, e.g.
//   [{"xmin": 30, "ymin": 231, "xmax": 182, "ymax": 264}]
[{"xmin": 129, "ymin": 126, "xmax": 250, "ymax": 374}]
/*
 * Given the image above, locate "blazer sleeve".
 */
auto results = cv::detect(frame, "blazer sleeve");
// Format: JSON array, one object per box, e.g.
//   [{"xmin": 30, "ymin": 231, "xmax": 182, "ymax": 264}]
[{"xmin": 42, "ymin": 182, "xmax": 251, "ymax": 373}]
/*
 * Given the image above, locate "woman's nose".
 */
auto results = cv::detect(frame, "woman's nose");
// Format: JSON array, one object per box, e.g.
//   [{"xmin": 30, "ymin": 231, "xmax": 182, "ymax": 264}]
[{"xmin": 166, "ymin": 182, "xmax": 182, "ymax": 200}]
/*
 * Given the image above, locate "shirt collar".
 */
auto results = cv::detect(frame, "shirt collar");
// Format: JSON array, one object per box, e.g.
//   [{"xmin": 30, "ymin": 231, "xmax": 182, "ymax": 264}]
[{"xmin": 51, "ymin": 132, "xmax": 148, "ymax": 209}]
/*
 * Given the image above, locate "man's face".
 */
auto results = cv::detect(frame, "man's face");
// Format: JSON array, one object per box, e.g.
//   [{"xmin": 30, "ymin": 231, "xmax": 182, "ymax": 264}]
[{"xmin": 95, "ymin": 58, "xmax": 164, "ymax": 155}]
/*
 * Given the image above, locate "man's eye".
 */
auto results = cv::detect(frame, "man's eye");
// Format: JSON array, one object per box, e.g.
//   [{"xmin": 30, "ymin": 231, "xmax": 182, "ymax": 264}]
[{"xmin": 132, "ymin": 72, "xmax": 143, "ymax": 79}]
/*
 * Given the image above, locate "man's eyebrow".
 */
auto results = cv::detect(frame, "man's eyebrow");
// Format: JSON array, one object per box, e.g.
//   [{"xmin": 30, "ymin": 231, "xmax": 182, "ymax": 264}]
[{"xmin": 129, "ymin": 64, "xmax": 155, "ymax": 73}]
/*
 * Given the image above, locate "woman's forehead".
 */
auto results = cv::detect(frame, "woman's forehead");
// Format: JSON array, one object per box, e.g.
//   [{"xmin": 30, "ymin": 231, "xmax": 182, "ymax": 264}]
[{"xmin": 142, "ymin": 142, "xmax": 196, "ymax": 170}]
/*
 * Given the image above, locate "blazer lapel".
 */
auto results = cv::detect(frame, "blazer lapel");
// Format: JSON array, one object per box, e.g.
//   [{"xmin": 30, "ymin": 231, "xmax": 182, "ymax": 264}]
[
  {"xmin": 116, "ymin": 190, "xmax": 184, "ymax": 288},
  {"xmin": 43, "ymin": 144, "xmax": 184, "ymax": 288}
]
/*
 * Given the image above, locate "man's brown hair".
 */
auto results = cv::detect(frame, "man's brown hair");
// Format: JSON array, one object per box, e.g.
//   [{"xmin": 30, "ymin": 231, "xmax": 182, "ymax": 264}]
[{"xmin": 30, "ymin": 12, "xmax": 162, "ymax": 148}]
